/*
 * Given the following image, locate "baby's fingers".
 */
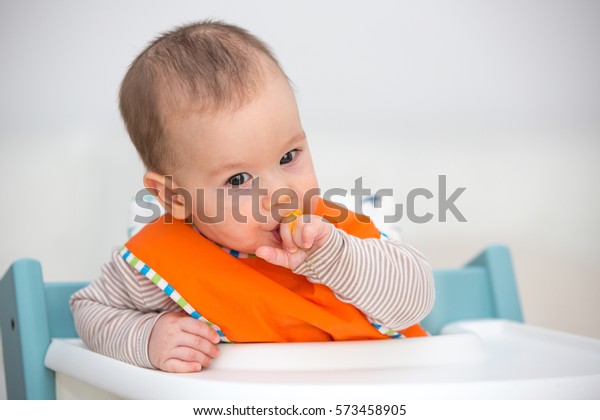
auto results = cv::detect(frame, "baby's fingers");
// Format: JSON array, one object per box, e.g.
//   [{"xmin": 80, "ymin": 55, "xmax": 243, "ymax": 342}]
[
  {"xmin": 161, "ymin": 359, "xmax": 204, "ymax": 373},
  {"xmin": 160, "ymin": 354, "xmax": 207, "ymax": 373},
  {"xmin": 176, "ymin": 332, "xmax": 220, "ymax": 359},
  {"xmin": 180, "ymin": 316, "xmax": 221, "ymax": 345},
  {"xmin": 172, "ymin": 345, "xmax": 215, "ymax": 366},
  {"xmin": 297, "ymin": 221, "xmax": 319, "ymax": 250},
  {"xmin": 280, "ymin": 215, "xmax": 298, "ymax": 253},
  {"xmin": 255, "ymin": 246, "xmax": 291, "ymax": 268}
]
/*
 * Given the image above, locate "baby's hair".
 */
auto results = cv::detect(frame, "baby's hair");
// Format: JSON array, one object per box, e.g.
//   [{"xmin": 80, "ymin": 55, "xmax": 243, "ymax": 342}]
[{"xmin": 119, "ymin": 20, "xmax": 285, "ymax": 173}]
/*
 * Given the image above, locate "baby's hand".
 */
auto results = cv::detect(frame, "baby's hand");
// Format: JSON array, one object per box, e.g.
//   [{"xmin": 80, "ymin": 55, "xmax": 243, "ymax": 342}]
[
  {"xmin": 255, "ymin": 212, "xmax": 332, "ymax": 271},
  {"xmin": 148, "ymin": 312, "xmax": 221, "ymax": 373}
]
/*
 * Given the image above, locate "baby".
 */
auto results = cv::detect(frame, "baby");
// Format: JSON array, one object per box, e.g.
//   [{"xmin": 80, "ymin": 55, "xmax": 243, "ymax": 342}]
[{"xmin": 71, "ymin": 20, "xmax": 435, "ymax": 373}]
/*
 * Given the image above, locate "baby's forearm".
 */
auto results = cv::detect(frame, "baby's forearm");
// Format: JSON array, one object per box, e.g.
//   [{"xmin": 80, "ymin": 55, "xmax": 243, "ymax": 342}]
[
  {"xmin": 70, "ymin": 250, "xmax": 181, "ymax": 369},
  {"xmin": 71, "ymin": 296, "xmax": 159, "ymax": 369},
  {"xmin": 293, "ymin": 228, "xmax": 435, "ymax": 331}
]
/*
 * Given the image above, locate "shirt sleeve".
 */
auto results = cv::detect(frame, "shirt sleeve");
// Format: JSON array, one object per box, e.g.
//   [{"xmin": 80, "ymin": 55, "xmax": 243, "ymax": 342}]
[
  {"xmin": 69, "ymin": 248, "xmax": 182, "ymax": 369},
  {"xmin": 293, "ymin": 226, "xmax": 435, "ymax": 331}
]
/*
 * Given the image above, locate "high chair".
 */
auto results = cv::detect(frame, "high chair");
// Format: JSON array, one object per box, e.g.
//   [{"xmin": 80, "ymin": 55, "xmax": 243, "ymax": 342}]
[{"xmin": 2, "ymin": 245, "xmax": 599, "ymax": 399}]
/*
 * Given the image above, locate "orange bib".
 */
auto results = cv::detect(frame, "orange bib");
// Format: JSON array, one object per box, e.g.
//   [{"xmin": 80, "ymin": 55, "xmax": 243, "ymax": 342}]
[{"xmin": 121, "ymin": 198, "xmax": 427, "ymax": 342}]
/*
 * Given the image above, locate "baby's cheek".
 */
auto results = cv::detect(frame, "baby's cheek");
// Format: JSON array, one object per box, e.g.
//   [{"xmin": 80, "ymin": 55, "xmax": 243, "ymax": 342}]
[
  {"xmin": 233, "ymin": 200, "xmax": 262, "ymax": 224},
  {"xmin": 306, "ymin": 192, "xmax": 320, "ymax": 214},
  {"xmin": 192, "ymin": 199, "xmax": 222, "ymax": 222}
]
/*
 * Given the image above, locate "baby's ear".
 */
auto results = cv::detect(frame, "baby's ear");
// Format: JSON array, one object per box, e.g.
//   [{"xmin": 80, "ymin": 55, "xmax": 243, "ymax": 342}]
[{"xmin": 143, "ymin": 171, "xmax": 192, "ymax": 221}]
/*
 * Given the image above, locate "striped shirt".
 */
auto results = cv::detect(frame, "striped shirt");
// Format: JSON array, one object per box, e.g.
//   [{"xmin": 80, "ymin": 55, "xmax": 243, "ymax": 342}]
[{"xmin": 70, "ymin": 227, "xmax": 435, "ymax": 369}]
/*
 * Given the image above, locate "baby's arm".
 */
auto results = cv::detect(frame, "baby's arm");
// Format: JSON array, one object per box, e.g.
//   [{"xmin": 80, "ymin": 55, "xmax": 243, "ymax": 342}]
[
  {"xmin": 296, "ymin": 228, "xmax": 434, "ymax": 331},
  {"xmin": 257, "ymin": 216, "xmax": 434, "ymax": 331},
  {"xmin": 70, "ymin": 250, "xmax": 220, "ymax": 372}
]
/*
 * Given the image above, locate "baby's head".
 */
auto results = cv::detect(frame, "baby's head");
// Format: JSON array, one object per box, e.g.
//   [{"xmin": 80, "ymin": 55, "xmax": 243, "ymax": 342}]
[{"xmin": 119, "ymin": 20, "xmax": 319, "ymax": 253}]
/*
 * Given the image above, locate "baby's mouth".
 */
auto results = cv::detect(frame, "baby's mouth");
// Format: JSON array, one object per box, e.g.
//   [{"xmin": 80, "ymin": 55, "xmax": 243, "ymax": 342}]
[
  {"xmin": 271, "ymin": 227, "xmax": 282, "ymax": 244},
  {"xmin": 269, "ymin": 209, "xmax": 302, "ymax": 245}
]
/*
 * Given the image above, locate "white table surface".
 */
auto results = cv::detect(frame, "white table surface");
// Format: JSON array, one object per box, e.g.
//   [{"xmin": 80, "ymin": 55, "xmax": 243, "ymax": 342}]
[{"xmin": 45, "ymin": 320, "xmax": 600, "ymax": 399}]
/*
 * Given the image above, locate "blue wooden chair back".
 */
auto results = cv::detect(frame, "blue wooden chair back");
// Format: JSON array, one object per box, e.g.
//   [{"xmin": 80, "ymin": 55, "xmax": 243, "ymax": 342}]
[
  {"xmin": 0, "ymin": 259, "xmax": 87, "ymax": 399},
  {"xmin": 420, "ymin": 245, "xmax": 523, "ymax": 334}
]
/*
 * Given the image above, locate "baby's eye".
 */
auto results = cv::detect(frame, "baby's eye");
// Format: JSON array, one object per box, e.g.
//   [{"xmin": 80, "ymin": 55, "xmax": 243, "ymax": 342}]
[
  {"xmin": 280, "ymin": 149, "xmax": 298, "ymax": 165},
  {"xmin": 227, "ymin": 172, "xmax": 251, "ymax": 187}
]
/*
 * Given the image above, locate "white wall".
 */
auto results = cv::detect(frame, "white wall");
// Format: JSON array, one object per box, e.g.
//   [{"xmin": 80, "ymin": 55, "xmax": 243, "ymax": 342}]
[{"xmin": 1, "ymin": 0, "xmax": 599, "ymax": 399}]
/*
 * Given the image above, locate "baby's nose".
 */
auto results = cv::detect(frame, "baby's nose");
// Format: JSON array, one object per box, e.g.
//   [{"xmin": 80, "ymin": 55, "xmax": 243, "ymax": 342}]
[
  {"xmin": 276, "ymin": 193, "xmax": 293, "ymax": 205},
  {"xmin": 261, "ymin": 188, "xmax": 297, "ymax": 213}
]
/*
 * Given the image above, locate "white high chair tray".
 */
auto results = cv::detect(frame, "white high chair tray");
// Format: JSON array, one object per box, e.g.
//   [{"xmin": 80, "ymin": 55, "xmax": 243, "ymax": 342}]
[{"xmin": 45, "ymin": 320, "xmax": 600, "ymax": 399}]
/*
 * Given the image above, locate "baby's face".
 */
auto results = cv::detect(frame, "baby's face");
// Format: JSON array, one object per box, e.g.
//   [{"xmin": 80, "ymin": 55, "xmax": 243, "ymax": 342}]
[{"xmin": 168, "ymin": 74, "xmax": 319, "ymax": 254}]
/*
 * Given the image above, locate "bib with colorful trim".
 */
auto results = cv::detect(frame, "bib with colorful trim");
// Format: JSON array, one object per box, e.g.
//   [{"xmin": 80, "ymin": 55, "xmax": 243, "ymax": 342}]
[{"xmin": 121, "ymin": 198, "xmax": 428, "ymax": 343}]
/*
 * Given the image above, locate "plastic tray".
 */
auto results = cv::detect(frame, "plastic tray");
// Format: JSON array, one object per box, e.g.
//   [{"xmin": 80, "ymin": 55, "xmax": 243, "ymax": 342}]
[{"xmin": 44, "ymin": 320, "xmax": 600, "ymax": 399}]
